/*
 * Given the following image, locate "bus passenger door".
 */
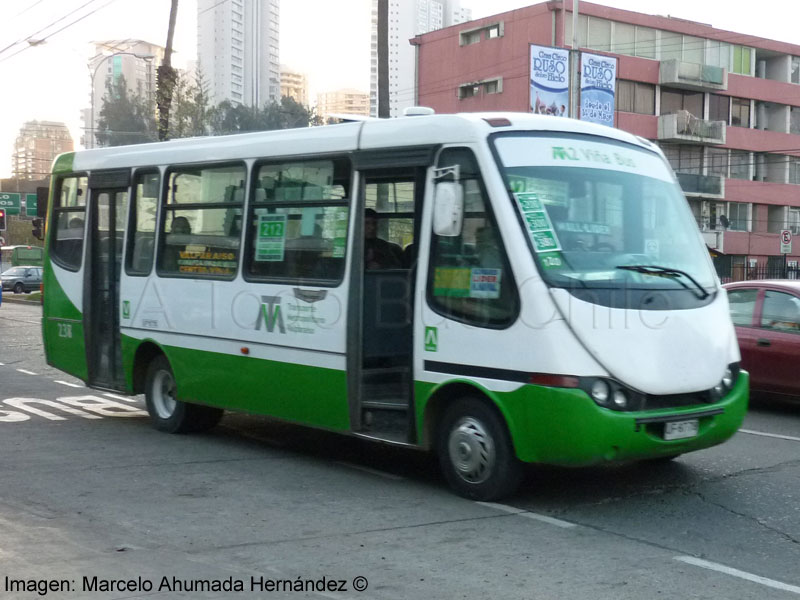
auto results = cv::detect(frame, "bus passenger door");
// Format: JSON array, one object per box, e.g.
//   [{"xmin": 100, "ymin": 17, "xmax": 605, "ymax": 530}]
[
  {"xmin": 86, "ymin": 177, "xmax": 129, "ymax": 391},
  {"xmin": 350, "ymin": 163, "xmax": 428, "ymax": 444}
]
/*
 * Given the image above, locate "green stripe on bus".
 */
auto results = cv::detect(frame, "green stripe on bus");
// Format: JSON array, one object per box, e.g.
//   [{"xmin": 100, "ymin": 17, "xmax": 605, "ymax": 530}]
[
  {"xmin": 416, "ymin": 372, "xmax": 748, "ymax": 464},
  {"xmin": 120, "ymin": 336, "xmax": 351, "ymax": 431},
  {"xmin": 52, "ymin": 152, "xmax": 75, "ymax": 174}
]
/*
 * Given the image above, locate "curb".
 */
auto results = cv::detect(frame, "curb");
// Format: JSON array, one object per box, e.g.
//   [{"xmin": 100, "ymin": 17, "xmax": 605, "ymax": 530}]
[{"xmin": 1, "ymin": 294, "xmax": 40, "ymax": 305}]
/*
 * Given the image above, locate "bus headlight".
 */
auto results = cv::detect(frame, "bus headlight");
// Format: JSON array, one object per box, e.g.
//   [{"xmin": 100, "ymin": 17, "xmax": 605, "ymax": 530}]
[
  {"xmin": 591, "ymin": 380, "xmax": 610, "ymax": 405},
  {"xmin": 612, "ymin": 389, "xmax": 628, "ymax": 408},
  {"xmin": 722, "ymin": 367, "xmax": 734, "ymax": 389}
]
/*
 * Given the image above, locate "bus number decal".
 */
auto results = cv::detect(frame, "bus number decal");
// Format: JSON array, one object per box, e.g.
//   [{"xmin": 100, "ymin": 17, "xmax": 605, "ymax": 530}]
[{"xmin": 57, "ymin": 323, "xmax": 73, "ymax": 339}]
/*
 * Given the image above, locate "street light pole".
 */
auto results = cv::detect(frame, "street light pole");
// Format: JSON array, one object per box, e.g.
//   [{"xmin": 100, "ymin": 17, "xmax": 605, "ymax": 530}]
[{"xmin": 88, "ymin": 51, "xmax": 155, "ymax": 149}]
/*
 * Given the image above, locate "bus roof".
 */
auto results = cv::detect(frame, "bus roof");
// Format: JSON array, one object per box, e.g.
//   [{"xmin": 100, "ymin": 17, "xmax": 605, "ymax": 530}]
[{"xmin": 59, "ymin": 112, "xmax": 657, "ymax": 173}]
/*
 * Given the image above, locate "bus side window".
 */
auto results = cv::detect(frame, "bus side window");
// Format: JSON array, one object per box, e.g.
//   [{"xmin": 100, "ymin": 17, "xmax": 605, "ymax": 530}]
[
  {"xmin": 427, "ymin": 148, "xmax": 519, "ymax": 327},
  {"xmin": 50, "ymin": 176, "xmax": 88, "ymax": 271},
  {"xmin": 245, "ymin": 158, "xmax": 351, "ymax": 285},
  {"xmin": 126, "ymin": 171, "xmax": 159, "ymax": 276}
]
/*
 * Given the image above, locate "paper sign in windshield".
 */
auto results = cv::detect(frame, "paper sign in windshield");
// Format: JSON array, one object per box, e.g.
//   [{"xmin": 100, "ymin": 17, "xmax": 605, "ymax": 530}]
[{"xmin": 515, "ymin": 192, "xmax": 562, "ymax": 253}]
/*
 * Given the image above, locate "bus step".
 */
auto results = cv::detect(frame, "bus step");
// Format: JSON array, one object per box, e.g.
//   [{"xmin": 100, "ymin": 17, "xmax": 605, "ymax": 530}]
[
  {"xmin": 362, "ymin": 400, "xmax": 408, "ymax": 411},
  {"xmin": 363, "ymin": 408, "xmax": 409, "ymax": 441},
  {"xmin": 362, "ymin": 365, "xmax": 410, "ymax": 379}
]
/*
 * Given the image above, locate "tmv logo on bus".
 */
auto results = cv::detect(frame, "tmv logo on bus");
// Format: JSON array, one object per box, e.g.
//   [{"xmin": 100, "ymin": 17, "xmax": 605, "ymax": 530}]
[{"xmin": 255, "ymin": 295, "xmax": 286, "ymax": 334}]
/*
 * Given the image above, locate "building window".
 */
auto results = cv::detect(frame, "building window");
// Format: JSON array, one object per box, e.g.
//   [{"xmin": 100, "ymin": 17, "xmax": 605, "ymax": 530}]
[
  {"xmin": 727, "ymin": 202, "xmax": 749, "ymax": 231},
  {"xmin": 731, "ymin": 97, "xmax": 750, "ymax": 127},
  {"xmin": 662, "ymin": 144, "xmax": 702, "ymax": 175},
  {"xmin": 792, "ymin": 57, "xmax": 800, "ymax": 84},
  {"xmin": 708, "ymin": 94, "xmax": 730, "ymax": 123},
  {"xmin": 660, "ymin": 88, "xmax": 703, "ymax": 118},
  {"xmin": 789, "ymin": 208, "xmax": 800, "ymax": 234},
  {"xmin": 635, "ymin": 26, "xmax": 656, "ymax": 59},
  {"xmin": 707, "ymin": 147, "xmax": 729, "ymax": 177},
  {"xmin": 732, "ymin": 45, "xmax": 753, "ymax": 75},
  {"xmin": 616, "ymin": 80, "xmax": 655, "ymax": 115},
  {"xmin": 729, "ymin": 150, "xmax": 751, "ymax": 180},
  {"xmin": 459, "ymin": 22, "xmax": 503, "ymax": 46},
  {"xmin": 458, "ymin": 78, "xmax": 502, "ymax": 99},
  {"xmin": 587, "ymin": 17, "xmax": 611, "ymax": 51},
  {"xmin": 789, "ymin": 159, "xmax": 800, "ymax": 185}
]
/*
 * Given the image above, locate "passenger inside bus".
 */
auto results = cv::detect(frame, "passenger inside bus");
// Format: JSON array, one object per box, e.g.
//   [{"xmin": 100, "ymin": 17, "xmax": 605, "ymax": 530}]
[
  {"xmin": 364, "ymin": 208, "xmax": 403, "ymax": 269},
  {"xmin": 163, "ymin": 216, "xmax": 191, "ymax": 272}
]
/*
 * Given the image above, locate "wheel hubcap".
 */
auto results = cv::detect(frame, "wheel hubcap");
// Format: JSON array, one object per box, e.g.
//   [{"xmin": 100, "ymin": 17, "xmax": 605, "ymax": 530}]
[
  {"xmin": 448, "ymin": 417, "xmax": 495, "ymax": 484},
  {"xmin": 152, "ymin": 370, "xmax": 177, "ymax": 419}
]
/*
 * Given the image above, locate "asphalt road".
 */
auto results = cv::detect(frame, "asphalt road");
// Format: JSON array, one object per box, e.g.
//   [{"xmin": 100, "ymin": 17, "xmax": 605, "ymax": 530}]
[{"xmin": 1, "ymin": 301, "xmax": 799, "ymax": 599}]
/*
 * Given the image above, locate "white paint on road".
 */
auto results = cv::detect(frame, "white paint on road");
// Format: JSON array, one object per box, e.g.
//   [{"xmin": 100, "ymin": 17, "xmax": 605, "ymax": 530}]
[
  {"xmin": 740, "ymin": 428, "xmax": 800, "ymax": 443},
  {"xmin": 103, "ymin": 392, "xmax": 138, "ymax": 403},
  {"xmin": 477, "ymin": 501, "xmax": 577, "ymax": 528},
  {"xmin": 55, "ymin": 380, "xmax": 83, "ymax": 388},
  {"xmin": 675, "ymin": 556, "xmax": 800, "ymax": 594},
  {"xmin": 16, "ymin": 369, "xmax": 37, "ymax": 375}
]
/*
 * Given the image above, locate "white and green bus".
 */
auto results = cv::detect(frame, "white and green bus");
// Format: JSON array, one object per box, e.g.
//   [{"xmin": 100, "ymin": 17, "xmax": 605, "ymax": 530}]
[{"xmin": 42, "ymin": 112, "xmax": 748, "ymax": 499}]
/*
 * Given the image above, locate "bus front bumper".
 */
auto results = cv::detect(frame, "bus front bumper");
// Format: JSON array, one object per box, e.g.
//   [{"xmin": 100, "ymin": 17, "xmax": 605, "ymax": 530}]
[{"xmin": 502, "ymin": 371, "xmax": 749, "ymax": 466}]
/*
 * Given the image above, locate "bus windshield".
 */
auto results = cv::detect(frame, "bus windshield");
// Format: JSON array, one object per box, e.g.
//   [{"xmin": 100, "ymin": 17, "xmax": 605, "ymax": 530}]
[{"xmin": 492, "ymin": 132, "xmax": 717, "ymax": 303}]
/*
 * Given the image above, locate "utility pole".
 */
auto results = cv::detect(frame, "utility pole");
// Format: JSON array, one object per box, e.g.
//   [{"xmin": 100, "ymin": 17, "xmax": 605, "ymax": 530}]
[
  {"xmin": 377, "ymin": 0, "xmax": 390, "ymax": 118},
  {"xmin": 570, "ymin": 0, "xmax": 580, "ymax": 119},
  {"xmin": 157, "ymin": 0, "xmax": 179, "ymax": 141}
]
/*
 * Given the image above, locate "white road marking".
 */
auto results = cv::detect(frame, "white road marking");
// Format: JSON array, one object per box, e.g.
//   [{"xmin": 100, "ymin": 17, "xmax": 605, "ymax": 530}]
[
  {"xmin": 16, "ymin": 369, "xmax": 37, "ymax": 375},
  {"xmin": 477, "ymin": 501, "xmax": 577, "ymax": 528},
  {"xmin": 0, "ymin": 362, "xmax": 5, "ymax": 365},
  {"xmin": 103, "ymin": 392, "xmax": 137, "ymax": 403},
  {"xmin": 740, "ymin": 428, "xmax": 800, "ymax": 443},
  {"xmin": 675, "ymin": 556, "xmax": 800, "ymax": 594},
  {"xmin": 335, "ymin": 462, "xmax": 404, "ymax": 481},
  {"xmin": 55, "ymin": 380, "xmax": 83, "ymax": 388}
]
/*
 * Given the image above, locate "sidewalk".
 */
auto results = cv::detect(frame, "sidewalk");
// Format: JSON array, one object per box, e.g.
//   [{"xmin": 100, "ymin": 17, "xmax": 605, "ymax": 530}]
[{"xmin": 1, "ymin": 292, "xmax": 40, "ymax": 305}]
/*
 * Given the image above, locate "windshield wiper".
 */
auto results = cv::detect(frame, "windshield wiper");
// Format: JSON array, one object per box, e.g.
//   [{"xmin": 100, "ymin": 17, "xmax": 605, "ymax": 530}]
[{"xmin": 615, "ymin": 264, "xmax": 711, "ymax": 299}]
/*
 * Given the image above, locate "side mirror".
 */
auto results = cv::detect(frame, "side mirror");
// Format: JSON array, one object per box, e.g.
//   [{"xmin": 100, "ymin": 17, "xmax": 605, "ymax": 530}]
[{"xmin": 433, "ymin": 182, "xmax": 464, "ymax": 237}]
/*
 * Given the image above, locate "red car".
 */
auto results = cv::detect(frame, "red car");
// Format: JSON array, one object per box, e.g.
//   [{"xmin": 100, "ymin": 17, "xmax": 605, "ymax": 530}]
[{"xmin": 724, "ymin": 280, "xmax": 800, "ymax": 400}]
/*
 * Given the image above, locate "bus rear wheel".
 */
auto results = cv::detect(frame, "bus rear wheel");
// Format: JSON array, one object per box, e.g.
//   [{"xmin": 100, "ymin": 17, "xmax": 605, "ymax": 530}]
[
  {"xmin": 144, "ymin": 355, "xmax": 223, "ymax": 434},
  {"xmin": 437, "ymin": 397, "xmax": 522, "ymax": 501}
]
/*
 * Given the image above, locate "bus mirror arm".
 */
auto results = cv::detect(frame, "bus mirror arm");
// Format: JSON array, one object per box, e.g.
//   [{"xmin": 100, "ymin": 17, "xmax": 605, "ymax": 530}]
[{"xmin": 432, "ymin": 181, "xmax": 464, "ymax": 237}]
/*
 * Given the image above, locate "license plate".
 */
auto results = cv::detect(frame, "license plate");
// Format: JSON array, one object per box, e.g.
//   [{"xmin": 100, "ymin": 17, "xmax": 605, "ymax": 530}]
[{"xmin": 663, "ymin": 419, "xmax": 699, "ymax": 440}]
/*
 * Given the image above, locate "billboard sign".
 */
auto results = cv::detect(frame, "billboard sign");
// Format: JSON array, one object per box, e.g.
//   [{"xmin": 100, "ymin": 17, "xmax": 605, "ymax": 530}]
[
  {"xmin": 530, "ymin": 45, "xmax": 570, "ymax": 117},
  {"xmin": 580, "ymin": 53, "xmax": 617, "ymax": 128}
]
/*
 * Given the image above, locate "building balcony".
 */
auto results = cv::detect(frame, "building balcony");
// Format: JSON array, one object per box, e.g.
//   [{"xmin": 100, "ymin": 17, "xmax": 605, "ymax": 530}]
[
  {"xmin": 676, "ymin": 172, "xmax": 725, "ymax": 199},
  {"xmin": 701, "ymin": 230, "xmax": 724, "ymax": 253},
  {"xmin": 659, "ymin": 59, "xmax": 727, "ymax": 92},
  {"xmin": 658, "ymin": 111, "xmax": 726, "ymax": 145}
]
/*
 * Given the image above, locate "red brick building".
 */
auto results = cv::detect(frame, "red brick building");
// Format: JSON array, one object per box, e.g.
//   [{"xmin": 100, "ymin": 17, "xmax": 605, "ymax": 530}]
[{"xmin": 414, "ymin": 1, "xmax": 800, "ymax": 277}]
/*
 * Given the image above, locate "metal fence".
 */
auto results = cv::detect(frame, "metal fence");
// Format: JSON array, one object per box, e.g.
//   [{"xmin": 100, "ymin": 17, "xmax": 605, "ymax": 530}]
[{"xmin": 717, "ymin": 263, "xmax": 800, "ymax": 283}]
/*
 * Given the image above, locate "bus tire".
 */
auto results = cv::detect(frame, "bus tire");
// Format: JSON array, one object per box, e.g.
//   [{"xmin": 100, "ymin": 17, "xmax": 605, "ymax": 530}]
[
  {"xmin": 437, "ymin": 397, "xmax": 523, "ymax": 501},
  {"xmin": 144, "ymin": 355, "xmax": 223, "ymax": 434}
]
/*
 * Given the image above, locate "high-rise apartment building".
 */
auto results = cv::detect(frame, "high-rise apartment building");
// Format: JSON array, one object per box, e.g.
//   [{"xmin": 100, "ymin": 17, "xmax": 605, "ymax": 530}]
[
  {"xmin": 280, "ymin": 65, "xmax": 308, "ymax": 105},
  {"xmin": 370, "ymin": 0, "xmax": 471, "ymax": 117},
  {"xmin": 83, "ymin": 40, "xmax": 163, "ymax": 149},
  {"xmin": 414, "ymin": 0, "xmax": 800, "ymax": 277},
  {"xmin": 316, "ymin": 89, "xmax": 370, "ymax": 122},
  {"xmin": 197, "ymin": 0, "xmax": 280, "ymax": 108},
  {"xmin": 12, "ymin": 121, "xmax": 74, "ymax": 180}
]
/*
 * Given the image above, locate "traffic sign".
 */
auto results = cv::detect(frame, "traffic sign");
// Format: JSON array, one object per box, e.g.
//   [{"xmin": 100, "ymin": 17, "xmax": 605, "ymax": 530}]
[
  {"xmin": 25, "ymin": 193, "xmax": 38, "ymax": 217},
  {"xmin": 780, "ymin": 229, "xmax": 792, "ymax": 254},
  {"xmin": 0, "ymin": 192, "xmax": 21, "ymax": 215}
]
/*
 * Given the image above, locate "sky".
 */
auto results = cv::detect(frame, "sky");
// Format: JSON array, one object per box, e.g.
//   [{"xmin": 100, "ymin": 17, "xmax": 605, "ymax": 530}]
[{"xmin": 0, "ymin": 0, "xmax": 798, "ymax": 179}]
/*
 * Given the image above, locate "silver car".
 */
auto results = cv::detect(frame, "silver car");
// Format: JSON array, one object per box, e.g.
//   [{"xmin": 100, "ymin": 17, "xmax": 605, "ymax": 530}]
[{"xmin": 1, "ymin": 266, "xmax": 43, "ymax": 294}]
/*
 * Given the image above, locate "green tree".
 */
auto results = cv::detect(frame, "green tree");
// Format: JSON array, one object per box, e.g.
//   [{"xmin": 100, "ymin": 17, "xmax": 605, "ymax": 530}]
[
  {"xmin": 95, "ymin": 75, "xmax": 156, "ymax": 147},
  {"xmin": 168, "ymin": 69, "xmax": 212, "ymax": 139},
  {"xmin": 207, "ymin": 95, "xmax": 317, "ymax": 136}
]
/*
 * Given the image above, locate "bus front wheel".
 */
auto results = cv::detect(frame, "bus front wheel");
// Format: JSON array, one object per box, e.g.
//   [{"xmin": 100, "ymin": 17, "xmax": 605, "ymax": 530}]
[
  {"xmin": 437, "ymin": 397, "xmax": 523, "ymax": 501},
  {"xmin": 144, "ymin": 355, "xmax": 223, "ymax": 434}
]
